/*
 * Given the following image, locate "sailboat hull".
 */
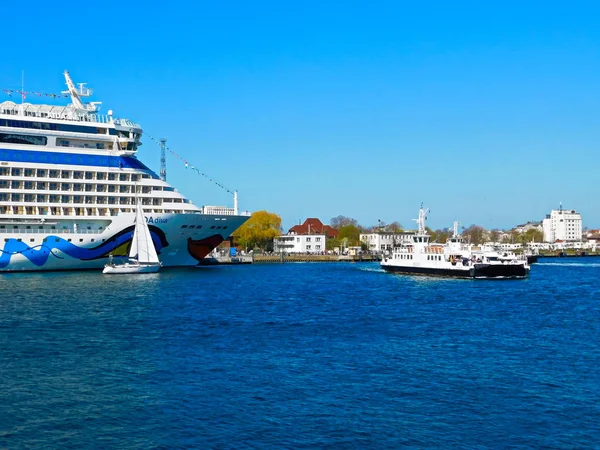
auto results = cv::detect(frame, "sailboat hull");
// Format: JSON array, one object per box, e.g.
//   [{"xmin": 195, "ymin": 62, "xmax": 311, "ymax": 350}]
[{"xmin": 102, "ymin": 263, "xmax": 161, "ymax": 274}]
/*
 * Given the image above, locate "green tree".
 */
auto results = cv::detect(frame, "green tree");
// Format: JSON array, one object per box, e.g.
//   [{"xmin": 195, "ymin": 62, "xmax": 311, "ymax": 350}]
[
  {"xmin": 326, "ymin": 237, "xmax": 342, "ymax": 251},
  {"xmin": 524, "ymin": 228, "xmax": 543, "ymax": 243},
  {"xmin": 338, "ymin": 224, "xmax": 361, "ymax": 246},
  {"xmin": 462, "ymin": 225, "xmax": 486, "ymax": 245},
  {"xmin": 232, "ymin": 210, "xmax": 282, "ymax": 251},
  {"xmin": 386, "ymin": 221, "xmax": 403, "ymax": 232},
  {"xmin": 489, "ymin": 229, "xmax": 500, "ymax": 243},
  {"xmin": 330, "ymin": 215, "xmax": 358, "ymax": 229},
  {"xmin": 430, "ymin": 228, "xmax": 450, "ymax": 243}
]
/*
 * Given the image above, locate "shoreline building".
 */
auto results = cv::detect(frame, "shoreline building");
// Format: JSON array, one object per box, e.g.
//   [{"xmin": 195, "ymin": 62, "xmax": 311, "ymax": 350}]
[
  {"xmin": 542, "ymin": 206, "xmax": 582, "ymax": 243},
  {"xmin": 273, "ymin": 218, "xmax": 338, "ymax": 254},
  {"xmin": 360, "ymin": 231, "xmax": 415, "ymax": 253}
]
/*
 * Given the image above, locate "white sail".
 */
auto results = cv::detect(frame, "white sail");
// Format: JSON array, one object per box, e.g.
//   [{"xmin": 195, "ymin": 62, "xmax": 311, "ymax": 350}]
[
  {"xmin": 129, "ymin": 209, "xmax": 140, "ymax": 260},
  {"xmin": 131, "ymin": 202, "xmax": 159, "ymax": 264}
]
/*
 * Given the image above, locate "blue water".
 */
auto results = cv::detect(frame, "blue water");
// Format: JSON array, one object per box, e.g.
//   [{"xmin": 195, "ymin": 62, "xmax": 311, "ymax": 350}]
[{"xmin": 1, "ymin": 259, "xmax": 599, "ymax": 448}]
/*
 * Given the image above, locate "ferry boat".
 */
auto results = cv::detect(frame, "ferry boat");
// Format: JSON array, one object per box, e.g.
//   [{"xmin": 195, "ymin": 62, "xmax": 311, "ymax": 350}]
[
  {"xmin": 0, "ymin": 71, "xmax": 250, "ymax": 271},
  {"xmin": 380, "ymin": 207, "xmax": 530, "ymax": 279}
]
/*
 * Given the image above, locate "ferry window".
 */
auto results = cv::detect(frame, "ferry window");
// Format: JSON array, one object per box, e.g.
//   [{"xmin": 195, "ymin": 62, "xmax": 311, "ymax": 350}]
[
  {"xmin": 91, "ymin": 239, "xmax": 95, "ymax": 242},
  {"xmin": 30, "ymin": 239, "xmax": 34, "ymax": 242},
  {"xmin": 68, "ymin": 239, "xmax": 72, "ymax": 242},
  {"xmin": 97, "ymin": 173, "xmax": 105, "ymax": 180},
  {"xmin": 181, "ymin": 225, "xmax": 188, "ymax": 228},
  {"xmin": 210, "ymin": 226, "xmax": 216, "ymax": 229},
  {"xmin": 79, "ymin": 239, "xmax": 83, "ymax": 242},
  {"xmin": 11, "ymin": 168, "xmax": 21, "ymax": 176}
]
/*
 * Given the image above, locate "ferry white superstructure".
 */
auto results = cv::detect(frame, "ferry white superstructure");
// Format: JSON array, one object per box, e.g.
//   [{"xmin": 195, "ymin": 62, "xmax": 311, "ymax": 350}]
[{"xmin": 0, "ymin": 71, "xmax": 250, "ymax": 271}]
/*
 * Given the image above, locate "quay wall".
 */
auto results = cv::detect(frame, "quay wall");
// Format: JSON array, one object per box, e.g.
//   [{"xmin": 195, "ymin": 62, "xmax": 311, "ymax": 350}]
[{"xmin": 253, "ymin": 254, "xmax": 382, "ymax": 263}]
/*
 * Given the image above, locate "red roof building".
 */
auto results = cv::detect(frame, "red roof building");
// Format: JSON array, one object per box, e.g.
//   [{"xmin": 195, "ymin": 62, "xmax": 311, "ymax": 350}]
[{"xmin": 288, "ymin": 218, "xmax": 339, "ymax": 238}]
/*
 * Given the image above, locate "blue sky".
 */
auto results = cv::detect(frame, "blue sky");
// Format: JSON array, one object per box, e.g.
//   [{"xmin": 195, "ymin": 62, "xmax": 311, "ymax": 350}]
[{"xmin": 2, "ymin": 1, "xmax": 600, "ymax": 231}]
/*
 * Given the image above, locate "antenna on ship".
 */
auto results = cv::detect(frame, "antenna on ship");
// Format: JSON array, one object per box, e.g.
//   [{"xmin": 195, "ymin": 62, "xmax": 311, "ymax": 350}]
[
  {"xmin": 62, "ymin": 70, "xmax": 101, "ymax": 113},
  {"xmin": 413, "ymin": 203, "xmax": 430, "ymax": 235},
  {"xmin": 159, "ymin": 138, "xmax": 167, "ymax": 181},
  {"xmin": 453, "ymin": 221, "xmax": 460, "ymax": 238}
]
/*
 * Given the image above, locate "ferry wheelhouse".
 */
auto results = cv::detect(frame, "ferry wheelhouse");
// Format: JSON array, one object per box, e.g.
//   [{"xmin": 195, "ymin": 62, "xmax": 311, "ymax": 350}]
[{"xmin": 0, "ymin": 71, "xmax": 250, "ymax": 271}]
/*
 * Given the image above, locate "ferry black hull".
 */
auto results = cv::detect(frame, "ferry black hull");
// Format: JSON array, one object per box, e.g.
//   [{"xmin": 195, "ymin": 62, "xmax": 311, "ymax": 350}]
[{"xmin": 381, "ymin": 263, "xmax": 529, "ymax": 279}]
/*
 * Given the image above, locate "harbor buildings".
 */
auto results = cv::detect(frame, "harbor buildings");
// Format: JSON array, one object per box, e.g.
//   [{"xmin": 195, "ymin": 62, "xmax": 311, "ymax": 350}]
[
  {"xmin": 360, "ymin": 231, "xmax": 415, "ymax": 253},
  {"xmin": 273, "ymin": 218, "xmax": 337, "ymax": 254},
  {"xmin": 274, "ymin": 234, "xmax": 327, "ymax": 253},
  {"xmin": 542, "ymin": 207, "xmax": 582, "ymax": 243}
]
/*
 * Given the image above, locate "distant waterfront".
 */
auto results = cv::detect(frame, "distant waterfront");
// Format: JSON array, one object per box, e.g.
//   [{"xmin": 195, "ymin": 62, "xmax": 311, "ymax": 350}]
[{"xmin": 1, "ymin": 260, "xmax": 599, "ymax": 448}]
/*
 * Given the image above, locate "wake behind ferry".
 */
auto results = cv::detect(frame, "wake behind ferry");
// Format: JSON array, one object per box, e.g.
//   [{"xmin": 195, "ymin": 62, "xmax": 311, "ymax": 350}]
[{"xmin": 0, "ymin": 71, "xmax": 250, "ymax": 271}]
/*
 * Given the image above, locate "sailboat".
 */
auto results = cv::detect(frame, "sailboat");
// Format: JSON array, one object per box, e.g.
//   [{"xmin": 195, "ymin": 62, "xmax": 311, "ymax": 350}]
[{"xmin": 102, "ymin": 201, "xmax": 162, "ymax": 274}]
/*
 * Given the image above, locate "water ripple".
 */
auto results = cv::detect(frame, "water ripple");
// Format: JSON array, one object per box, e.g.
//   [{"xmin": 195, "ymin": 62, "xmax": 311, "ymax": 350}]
[{"xmin": 0, "ymin": 262, "xmax": 599, "ymax": 448}]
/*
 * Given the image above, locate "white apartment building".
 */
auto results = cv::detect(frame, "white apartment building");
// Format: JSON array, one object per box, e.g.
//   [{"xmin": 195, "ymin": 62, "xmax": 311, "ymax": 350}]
[
  {"xmin": 360, "ymin": 231, "xmax": 415, "ymax": 253},
  {"xmin": 274, "ymin": 234, "xmax": 326, "ymax": 254},
  {"xmin": 542, "ymin": 207, "xmax": 582, "ymax": 243}
]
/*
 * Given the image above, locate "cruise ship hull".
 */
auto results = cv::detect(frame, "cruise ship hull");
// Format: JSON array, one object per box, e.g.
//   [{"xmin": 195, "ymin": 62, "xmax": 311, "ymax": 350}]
[{"xmin": 0, "ymin": 213, "xmax": 248, "ymax": 271}]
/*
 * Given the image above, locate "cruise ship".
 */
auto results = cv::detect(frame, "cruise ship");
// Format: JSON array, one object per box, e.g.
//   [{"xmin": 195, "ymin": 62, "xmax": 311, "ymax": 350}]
[{"xmin": 0, "ymin": 71, "xmax": 250, "ymax": 271}]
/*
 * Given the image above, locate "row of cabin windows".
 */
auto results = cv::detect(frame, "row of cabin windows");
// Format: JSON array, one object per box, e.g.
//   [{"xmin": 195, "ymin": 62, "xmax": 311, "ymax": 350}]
[
  {"xmin": 0, "ymin": 181, "xmax": 183, "ymax": 199},
  {"xmin": 0, "ymin": 167, "xmax": 145, "ymax": 182},
  {"xmin": 0, "ymin": 206, "xmax": 185, "ymax": 216},
  {"xmin": 396, "ymin": 254, "xmax": 414, "ymax": 259},
  {"xmin": 0, "ymin": 180, "xmax": 184, "ymax": 196},
  {"xmin": 0, "ymin": 193, "xmax": 176, "ymax": 205},
  {"xmin": 57, "ymin": 139, "xmax": 112, "ymax": 150},
  {"xmin": 0, "ymin": 132, "xmax": 114, "ymax": 149},
  {"xmin": 427, "ymin": 255, "xmax": 443, "ymax": 261},
  {"xmin": 0, "ymin": 118, "xmax": 122, "ymax": 135},
  {"xmin": 0, "ymin": 191, "xmax": 187, "ymax": 206},
  {"xmin": 0, "ymin": 132, "xmax": 48, "ymax": 146}
]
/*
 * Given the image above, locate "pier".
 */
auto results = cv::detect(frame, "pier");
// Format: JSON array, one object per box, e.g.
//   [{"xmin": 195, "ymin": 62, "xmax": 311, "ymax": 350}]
[
  {"xmin": 200, "ymin": 254, "xmax": 382, "ymax": 265},
  {"xmin": 538, "ymin": 251, "xmax": 600, "ymax": 258},
  {"xmin": 253, "ymin": 254, "xmax": 381, "ymax": 263}
]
